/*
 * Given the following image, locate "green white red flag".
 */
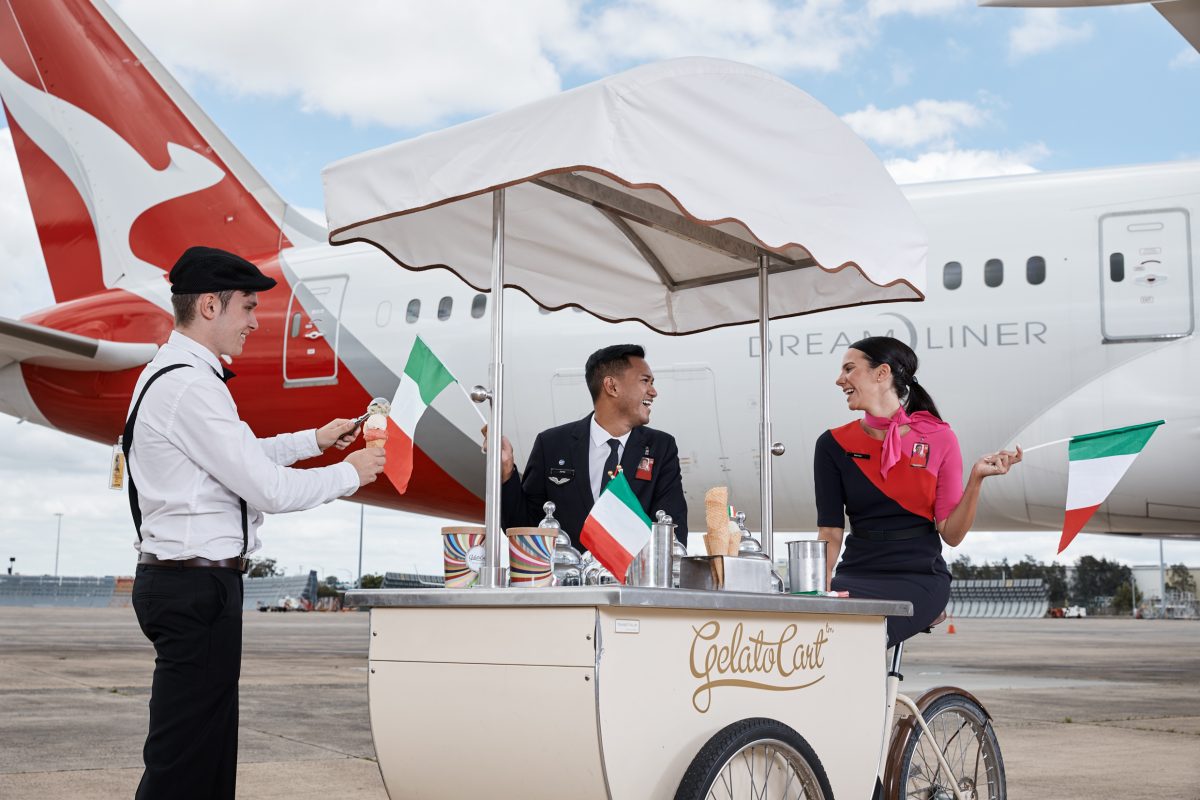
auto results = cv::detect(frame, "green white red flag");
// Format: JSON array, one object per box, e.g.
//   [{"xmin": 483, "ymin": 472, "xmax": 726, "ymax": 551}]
[
  {"xmin": 581, "ymin": 469, "xmax": 653, "ymax": 583},
  {"xmin": 1059, "ymin": 420, "xmax": 1164, "ymax": 553},
  {"xmin": 382, "ymin": 336, "xmax": 456, "ymax": 494}
]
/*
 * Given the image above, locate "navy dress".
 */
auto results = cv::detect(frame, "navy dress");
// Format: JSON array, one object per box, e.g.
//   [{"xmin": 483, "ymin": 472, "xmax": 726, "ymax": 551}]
[{"xmin": 814, "ymin": 420, "xmax": 963, "ymax": 646}]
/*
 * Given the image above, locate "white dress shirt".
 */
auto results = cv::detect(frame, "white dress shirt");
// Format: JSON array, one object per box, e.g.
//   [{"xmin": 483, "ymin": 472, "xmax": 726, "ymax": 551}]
[
  {"xmin": 127, "ymin": 331, "xmax": 359, "ymax": 560},
  {"xmin": 589, "ymin": 417, "xmax": 630, "ymax": 502}
]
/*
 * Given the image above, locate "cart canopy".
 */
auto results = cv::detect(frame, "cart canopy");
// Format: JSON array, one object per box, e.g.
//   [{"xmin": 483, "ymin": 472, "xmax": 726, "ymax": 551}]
[{"xmin": 323, "ymin": 57, "xmax": 926, "ymax": 335}]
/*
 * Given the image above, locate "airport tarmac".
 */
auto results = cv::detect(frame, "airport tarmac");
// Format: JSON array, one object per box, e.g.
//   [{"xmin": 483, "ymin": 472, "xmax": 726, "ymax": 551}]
[{"xmin": 0, "ymin": 607, "xmax": 1196, "ymax": 799}]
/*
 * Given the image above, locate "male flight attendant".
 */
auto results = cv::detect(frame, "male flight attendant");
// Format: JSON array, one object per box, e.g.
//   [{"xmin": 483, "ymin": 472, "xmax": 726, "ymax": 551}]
[
  {"xmin": 125, "ymin": 247, "xmax": 385, "ymax": 800},
  {"xmin": 498, "ymin": 344, "xmax": 688, "ymax": 550}
]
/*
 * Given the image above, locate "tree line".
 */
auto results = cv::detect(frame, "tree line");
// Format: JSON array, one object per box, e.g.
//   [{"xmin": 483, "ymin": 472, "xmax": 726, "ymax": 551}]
[{"xmin": 948, "ymin": 554, "xmax": 1197, "ymax": 612}]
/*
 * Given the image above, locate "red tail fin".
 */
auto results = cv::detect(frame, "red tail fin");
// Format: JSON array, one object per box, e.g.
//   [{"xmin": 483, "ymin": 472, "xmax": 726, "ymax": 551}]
[{"xmin": 0, "ymin": 0, "xmax": 320, "ymax": 304}]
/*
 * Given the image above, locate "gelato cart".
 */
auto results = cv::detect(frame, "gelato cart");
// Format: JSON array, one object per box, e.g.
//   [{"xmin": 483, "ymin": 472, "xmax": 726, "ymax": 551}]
[
  {"xmin": 324, "ymin": 58, "xmax": 931, "ymax": 798},
  {"xmin": 346, "ymin": 586, "xmax": 909, "ymax": 798}
]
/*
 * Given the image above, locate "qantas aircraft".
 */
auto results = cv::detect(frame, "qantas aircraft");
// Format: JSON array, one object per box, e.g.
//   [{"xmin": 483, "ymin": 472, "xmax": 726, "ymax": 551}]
[{"xmin": 0, "ymin": 0, "xmax": 1196, "ymax": 541}]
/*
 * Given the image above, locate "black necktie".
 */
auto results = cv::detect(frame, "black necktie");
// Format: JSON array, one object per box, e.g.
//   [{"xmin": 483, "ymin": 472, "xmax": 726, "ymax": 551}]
[
  {"xmin": 600, "ymin": 438, "xmax": 621, "ymax": 493},
  {"xmin": 217, "ymin": 366, "xmax": 236, "ymax": 383}
]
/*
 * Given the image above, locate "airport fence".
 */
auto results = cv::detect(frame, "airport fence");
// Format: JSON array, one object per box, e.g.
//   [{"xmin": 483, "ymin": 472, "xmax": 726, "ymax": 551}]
[
  {"xmin": 382, "ymin": 571, "xmax": 445, "ymax": 588},
  {"xmin": 0, "ymin": 575, "xmax": 119, "ymax": 608},
  {"xmin": 1, "ymin": 571, "xmax": 320, "ymax": 610},
  {"xmin": 947, "ymin": 578, "xmax": 1049, "ymax": 618},
  {"xmin": 244, "ymin": 571, "xmax": 319, "ymax": 611}
]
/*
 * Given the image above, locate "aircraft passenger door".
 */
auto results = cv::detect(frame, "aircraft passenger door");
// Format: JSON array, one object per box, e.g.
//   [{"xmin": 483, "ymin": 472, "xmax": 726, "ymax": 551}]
[
  {"xmin": 1100, "ymin": 209, "xmax": 1194, "ymax": 342},
  {"xmin": 283, "ymin": 275, "xmax": 348, "ymax": 387}
]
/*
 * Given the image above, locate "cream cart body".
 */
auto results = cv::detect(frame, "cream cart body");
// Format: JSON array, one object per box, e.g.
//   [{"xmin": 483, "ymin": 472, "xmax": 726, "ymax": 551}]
[{"xmin": 348, "ymin": 587, "xmax": 910, "ymax": 799}]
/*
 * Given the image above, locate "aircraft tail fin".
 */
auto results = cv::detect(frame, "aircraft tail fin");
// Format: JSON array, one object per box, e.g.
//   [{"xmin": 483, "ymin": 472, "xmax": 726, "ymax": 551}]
[{"xmin": 0, "ymin": 0, "xmax": 323, "ymax": 305}]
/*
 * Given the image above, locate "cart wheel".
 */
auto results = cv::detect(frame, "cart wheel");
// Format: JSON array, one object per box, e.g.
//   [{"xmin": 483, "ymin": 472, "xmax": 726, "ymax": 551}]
[
  {"xmin": 897, "ymin": 694, "xmax": 1006, "ymax": 800},
  {"xmin": 674, "ymin": 717, "xmax": 833, "ymax": 800}
]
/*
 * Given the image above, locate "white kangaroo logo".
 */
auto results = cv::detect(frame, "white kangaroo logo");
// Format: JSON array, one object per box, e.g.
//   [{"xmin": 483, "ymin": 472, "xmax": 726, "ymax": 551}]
[{"xmin": 0, "ymin": 54, "xmax": 225, "ymax": 310}]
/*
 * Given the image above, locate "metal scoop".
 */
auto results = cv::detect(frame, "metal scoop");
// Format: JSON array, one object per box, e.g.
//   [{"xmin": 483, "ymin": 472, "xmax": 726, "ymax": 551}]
[{"xmin": 354, "ymin": 396, "xmax": 391, "ymax": 426}]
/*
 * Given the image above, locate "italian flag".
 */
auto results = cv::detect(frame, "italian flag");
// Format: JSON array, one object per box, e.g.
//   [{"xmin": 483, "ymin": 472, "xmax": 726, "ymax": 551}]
[
  {"xmin": 382, "ymin": 337, "xmax": 456, "ymax": 494},
  {"xmin": 581, "ymin": 469, "xmax": 653, "ymax": 584},
  {"xmin": 1059, "ymin": 420, "xmax": 1164, "ymax": 553}
]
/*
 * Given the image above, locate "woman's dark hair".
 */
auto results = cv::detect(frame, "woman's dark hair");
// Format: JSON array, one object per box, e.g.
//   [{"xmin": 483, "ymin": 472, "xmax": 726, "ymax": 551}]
[{"xmin": 848, "ymin": 336, "xmax": 941, "ymax": 419}]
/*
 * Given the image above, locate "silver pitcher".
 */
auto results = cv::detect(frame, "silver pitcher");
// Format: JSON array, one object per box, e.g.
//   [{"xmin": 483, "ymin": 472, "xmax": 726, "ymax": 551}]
[
  {"xmin": 787, "ymin": 540, "xmax": 827, "ymax": 594},
  {"xmin": 627, "ymin": 511, "xmax": 674, "ymax": 588}
]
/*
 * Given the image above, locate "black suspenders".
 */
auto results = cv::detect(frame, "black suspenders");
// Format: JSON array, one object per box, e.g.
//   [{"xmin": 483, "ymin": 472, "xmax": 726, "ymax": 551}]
[{"xmin": 123, "ymin": 364, "xmax": 249, "ymax": 557}]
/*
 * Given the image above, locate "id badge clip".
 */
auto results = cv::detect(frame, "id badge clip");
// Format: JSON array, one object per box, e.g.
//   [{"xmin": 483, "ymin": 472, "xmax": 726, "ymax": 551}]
[{"xmin": 910, "ymin": 441, "xmax": 930, "ymax": 469}]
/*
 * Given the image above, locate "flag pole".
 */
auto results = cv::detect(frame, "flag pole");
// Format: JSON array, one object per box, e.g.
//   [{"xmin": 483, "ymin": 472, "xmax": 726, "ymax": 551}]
[
  {"xmin": 458, "ymin": 381, "xmax": 489, "ymax": 426},
  {"xmin": 1018, "ymin": 437, "xmax": 1070, "ymax": 454}
]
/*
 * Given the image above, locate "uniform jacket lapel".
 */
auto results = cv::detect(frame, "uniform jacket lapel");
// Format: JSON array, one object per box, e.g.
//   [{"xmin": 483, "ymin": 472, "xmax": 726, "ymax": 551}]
[{"xmin": 571, "ymin": 415, "xmax": 593, "ymax": 510}]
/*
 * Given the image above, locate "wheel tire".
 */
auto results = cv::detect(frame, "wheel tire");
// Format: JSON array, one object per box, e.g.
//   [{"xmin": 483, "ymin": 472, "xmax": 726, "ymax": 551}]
[
  {"xmin": 898, "ymin": 694, "xmax": 1006, "ymax": 800},
  {"xmin": 674, "ymin": 717, "xmax": 834, "ymax": 800}
]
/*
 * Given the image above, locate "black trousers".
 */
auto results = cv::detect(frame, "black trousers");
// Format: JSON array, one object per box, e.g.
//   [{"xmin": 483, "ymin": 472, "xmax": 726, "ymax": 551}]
[{"xmin": 132, "ymin": 565, "xmax": 243, "ymax": 800}]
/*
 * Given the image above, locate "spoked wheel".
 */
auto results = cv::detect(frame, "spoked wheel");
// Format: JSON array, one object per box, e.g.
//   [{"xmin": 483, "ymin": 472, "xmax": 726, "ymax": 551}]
[
  {"xmin": 674, "ymin": 718, "xmax": 833, "ymax": 800},
  {"xmin": 898, "ymin": 694, "xmax": 1005, "ymax": 800}
]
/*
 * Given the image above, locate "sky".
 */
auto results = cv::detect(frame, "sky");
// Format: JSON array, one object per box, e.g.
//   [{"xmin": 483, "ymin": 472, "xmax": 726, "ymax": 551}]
[{"xmin": 2, "ymin": 0, "xmax": 1199, "ymax": 580}]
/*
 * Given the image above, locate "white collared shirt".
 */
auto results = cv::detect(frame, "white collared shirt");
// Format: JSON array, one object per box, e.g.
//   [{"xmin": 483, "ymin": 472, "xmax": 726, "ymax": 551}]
[
  {"xmin": 127, "ymin": 331, "xmax": 359, "ymax": 560},
  {"xmin": 589, "ymin": 417, "xmax": 631, "ymax": 501}
]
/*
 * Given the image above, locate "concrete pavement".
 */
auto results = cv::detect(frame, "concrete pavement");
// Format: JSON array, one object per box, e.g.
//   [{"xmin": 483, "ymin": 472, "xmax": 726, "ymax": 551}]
[{"xmin": 0, "ymin": 608, "xmax": 1196, "ymax": 799}]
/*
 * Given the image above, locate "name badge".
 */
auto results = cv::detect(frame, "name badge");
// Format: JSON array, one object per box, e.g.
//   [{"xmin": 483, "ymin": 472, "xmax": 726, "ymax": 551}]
[
  {"xmin": 548, "ymin": 467, "xmax": 574, "ymax": 485},
  {"xmin": 847, "ymin": 452, "xmax": 871, "ymax": 460},
  {"xmin": 910, "ymin": 442, "xmax": 930, "ymax": 469},
  {"xmin": 636, "ymin": 456, "xmax": 654, "ymax": 480}
]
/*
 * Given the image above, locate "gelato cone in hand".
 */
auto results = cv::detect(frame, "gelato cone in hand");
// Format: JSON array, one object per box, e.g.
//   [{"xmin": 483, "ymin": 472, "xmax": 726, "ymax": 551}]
[
  {"xmin": 363, "ymin": 398, "xmax": 390, "ymax": 450},
  {"xmin": 364, "ymin": 417, "xmax": 387, "ymax": 449}
]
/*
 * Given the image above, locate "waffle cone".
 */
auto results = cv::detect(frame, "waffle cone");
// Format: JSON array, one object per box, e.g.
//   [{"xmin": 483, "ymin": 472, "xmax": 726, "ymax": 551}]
[
  {"xmin": 365, "ymin": 438, "xmax": 387, "ymax": 449},
  {"xmin": 704, "ymin": 486, "xmax": 729, "ymax": 535}
]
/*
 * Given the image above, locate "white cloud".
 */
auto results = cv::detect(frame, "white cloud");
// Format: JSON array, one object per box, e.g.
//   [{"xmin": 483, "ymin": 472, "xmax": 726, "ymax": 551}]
[
  {"xmin": 112, "ymin": 0, "xmax": 875, "ymax": 130},
  {"xmin": 1008, "ymin": 9, "xmax": 1093, "ymax": 60},
  {"xmin": 883, "ymin": 142, "xmax": 1049, "ymax": 183},
  {"xmin": 842, "ymin": 99, "xmax": 987, "ymax": 150},
  {"xmin": 868, "ymin": 0, "xmax": 966, "ymax": 19},
  {"xmin": 553, "ymin": 0, "xmax": 872, "ymax": 75},
  {"xmin": 1169, "ymin": 47, "xmax": 1200, "ymax": 70},
  {"xmin": 0, "ymin": 128, "xmax": 53, "ymax": 319}
]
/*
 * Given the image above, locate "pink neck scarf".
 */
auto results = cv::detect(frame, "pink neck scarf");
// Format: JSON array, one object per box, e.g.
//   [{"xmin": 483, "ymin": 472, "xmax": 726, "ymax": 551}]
[{"xmin": 863, "ymin": 407, "xmax": 950, "ymax": 479}]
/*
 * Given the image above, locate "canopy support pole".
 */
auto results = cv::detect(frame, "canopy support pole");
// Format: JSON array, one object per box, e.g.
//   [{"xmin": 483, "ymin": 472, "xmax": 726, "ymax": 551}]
[
  {"xmin": 758, "ymin": 253, "xmax": 774, "ymax": 565},
  {"xmin": 482, "ymin": 189, "xmax": 506, "ymax": 588}
]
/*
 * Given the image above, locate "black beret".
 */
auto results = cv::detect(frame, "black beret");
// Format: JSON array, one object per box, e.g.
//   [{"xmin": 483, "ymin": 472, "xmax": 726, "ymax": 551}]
[{"xmin": 168, "ymin": 246, "xmax": 277, "ymax": 295}]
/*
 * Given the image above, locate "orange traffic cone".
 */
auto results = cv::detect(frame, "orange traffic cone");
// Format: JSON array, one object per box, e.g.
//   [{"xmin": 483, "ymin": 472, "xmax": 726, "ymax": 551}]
[{"xmin": 947, "ymin": 615, "xmax": 957, "ymax": 634}]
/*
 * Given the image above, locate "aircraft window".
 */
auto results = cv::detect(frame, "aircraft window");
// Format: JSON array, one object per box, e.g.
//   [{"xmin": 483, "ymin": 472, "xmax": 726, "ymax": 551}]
[
  {"xmin": 1109, "ymin": 252, "xmax": 1125, "ymax": 282},
  {"xmin": 406, "ymin": 299, "xmax": 420, "ymax": 323},
  {"xmin": 471, "ymin": 294, "xmax": 486, "ymax": 318},
  {"xmin": 438, "ymin": 296, "xmax": 453, "ymax": 321},
  {"xmin": 376, "ymin": 301, "xmax": 392, "ymax": 327},
  {"xmin": 984, "ymin": 258, "xmax": 1003, "ymax": 288},
  {"xmin": 290, "ymin": 313, "xmax": 301, "ymax": 338},
  {"xmin": 943, "ymin": 261, "xmax": 962, "ymax": 290},
  {"xmin": 1026, "ymin": 256, "xmax": 1046, "ymax": 285}
]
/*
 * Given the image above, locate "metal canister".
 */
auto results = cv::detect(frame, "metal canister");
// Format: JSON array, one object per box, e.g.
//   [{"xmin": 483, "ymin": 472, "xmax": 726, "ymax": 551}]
[
  {"xmin": 627, "ymin": 511, "xmax": 674, "ymax": 588},
  {"xmin": 787, "ymin": 540, "xmax": 827, "ymax": 594}
]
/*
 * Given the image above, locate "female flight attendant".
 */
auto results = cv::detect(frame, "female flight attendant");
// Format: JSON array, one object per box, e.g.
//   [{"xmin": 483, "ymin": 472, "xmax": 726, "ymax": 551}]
[{"xmin": 814, "ymin": 337, "xmax": 1020, "ymax": 646}]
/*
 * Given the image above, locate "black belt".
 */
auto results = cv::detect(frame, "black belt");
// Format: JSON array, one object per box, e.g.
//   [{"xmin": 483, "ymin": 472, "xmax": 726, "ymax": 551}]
[
  {"xmin": 850, "ymin": 523, "xmax": 937, "ymax": 542},
  {"xmin": 138, "ymin": 553, "xmax": 249, "ymax": 573}
]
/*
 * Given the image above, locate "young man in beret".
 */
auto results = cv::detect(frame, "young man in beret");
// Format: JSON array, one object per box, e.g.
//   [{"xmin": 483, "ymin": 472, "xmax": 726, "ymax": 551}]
[{"xmin": 126, "ymin": 246, "xmax": 385, "ymax": 799}]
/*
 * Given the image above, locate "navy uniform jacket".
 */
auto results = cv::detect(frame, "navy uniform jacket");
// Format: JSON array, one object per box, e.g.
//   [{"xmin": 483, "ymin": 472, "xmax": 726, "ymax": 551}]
[{"xmin": 501, "ymin": 414, "xmax": 688, "ymax": 551}]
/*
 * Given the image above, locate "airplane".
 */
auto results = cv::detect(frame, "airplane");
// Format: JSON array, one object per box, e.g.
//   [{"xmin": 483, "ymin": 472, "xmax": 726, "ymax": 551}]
[{"xmin": 0, "ymin": 0, "xmax": 1196, "ymax": 543}]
